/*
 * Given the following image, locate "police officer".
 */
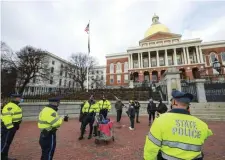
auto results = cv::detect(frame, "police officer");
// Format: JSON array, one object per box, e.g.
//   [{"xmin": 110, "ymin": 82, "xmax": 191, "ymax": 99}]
[
  {"xmin": 79, "ymin": 95, "xmax": 99, "ymax": 140},
  {"xmin": 1, "ymin": 94, "xmax": 23, "ymax": 160},
  {"xmin": 38, "ymin": 98, "xmax": 63, "ymax": 160},
  {"xmin": 97, "ymin": 95, "xmax": 111, "ymax": 119},
  {"xmin": 144, "ymin": 90, "xmax": 213, "ymax": 160}
]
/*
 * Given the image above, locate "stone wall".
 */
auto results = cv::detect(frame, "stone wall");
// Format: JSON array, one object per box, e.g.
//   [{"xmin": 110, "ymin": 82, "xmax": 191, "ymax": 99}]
[{"xmin": 21, "ymin": 101, "xmax": 225, "ymax": 121}]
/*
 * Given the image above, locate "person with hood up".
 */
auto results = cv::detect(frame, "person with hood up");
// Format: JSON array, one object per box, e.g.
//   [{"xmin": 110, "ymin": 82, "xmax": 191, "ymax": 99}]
[
  {"xmin": 115, "ymin": 99, "xmax": 124, "ymax": 122},
  {"xmin": 128, "ymin": 100, "xmax": 136, "ymax": 130},
  {"xmin": 147, "ymin": 98, "xmax": 156, "ymax": 126}
]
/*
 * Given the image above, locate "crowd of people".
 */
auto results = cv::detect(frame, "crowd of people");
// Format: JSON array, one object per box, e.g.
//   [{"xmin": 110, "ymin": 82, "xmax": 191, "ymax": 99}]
[{"xmin": 1, "ymin": 90, "xmax": 213, "ymax": 160}]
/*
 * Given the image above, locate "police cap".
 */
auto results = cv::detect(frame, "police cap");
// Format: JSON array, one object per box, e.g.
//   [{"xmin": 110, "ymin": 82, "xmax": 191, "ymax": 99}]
[
  {"xmin": 11, "ymin": 94, "xmax": 22, "ymax": 98},
  {"xmin": 48, "ymin": 97, "xmax": 60, "ymax": 102},
  {"xmin": 171, "ymin": 90, "xmax": 193, "ymax": 104}
]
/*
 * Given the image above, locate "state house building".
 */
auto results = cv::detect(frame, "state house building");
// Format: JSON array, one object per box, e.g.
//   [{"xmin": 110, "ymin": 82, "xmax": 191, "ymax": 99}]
[{"xmin": 105, "ymin": 14, "xmax": 225, "ymax": 88}]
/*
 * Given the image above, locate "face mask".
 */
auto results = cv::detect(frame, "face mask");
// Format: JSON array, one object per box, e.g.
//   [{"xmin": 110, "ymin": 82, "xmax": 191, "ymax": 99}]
[{"xmin": 20, "ymin": 99, "xmax": 24, "ymax": 103}]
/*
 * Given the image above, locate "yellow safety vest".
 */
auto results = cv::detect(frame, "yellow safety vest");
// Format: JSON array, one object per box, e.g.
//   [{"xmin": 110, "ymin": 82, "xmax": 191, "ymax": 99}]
[
  {"xmin": 1, "ymin": 102, "xmax": 23, "ymax": 129},
  {"xmin": 82, "ymin": 101, "xmax": 99, "ymax": 113},
  {"xmin": 38, "ymin": 106, "xmax": 63, "ymax": 131},
  {"xmin": 144, "ymin": 110, "xmax": 213, "ymax": 160},
  {"xmin": 97, "ymin": 100, "xmax": 111, "ymax": 111}
]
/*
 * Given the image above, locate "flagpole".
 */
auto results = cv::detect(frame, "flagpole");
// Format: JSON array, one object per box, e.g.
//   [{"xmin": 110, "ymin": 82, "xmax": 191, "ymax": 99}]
[{"xmin": 86, "ymin": 20, "xmax": 90, "ymax": 92}]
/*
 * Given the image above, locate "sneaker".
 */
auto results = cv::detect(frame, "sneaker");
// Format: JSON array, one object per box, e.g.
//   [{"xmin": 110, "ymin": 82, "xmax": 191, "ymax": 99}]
[{"xmin": 129, "ymin": 127, "xmax": 134, "ymax": 130}]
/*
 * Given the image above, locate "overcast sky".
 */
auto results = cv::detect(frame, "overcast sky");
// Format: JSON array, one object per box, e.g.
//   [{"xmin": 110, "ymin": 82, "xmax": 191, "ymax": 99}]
[{"xmin": 1, "ymin": 0, "xmax": 225, "ymax": 65}]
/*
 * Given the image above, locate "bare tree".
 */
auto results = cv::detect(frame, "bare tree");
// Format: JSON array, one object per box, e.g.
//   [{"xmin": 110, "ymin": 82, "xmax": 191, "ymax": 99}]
[
  {"xmin": 1, "ymin": 42, "xmax": 17, "ymax": 97},
  {"xmin": 2, "ymin": 44, "xmax": 50, "ymax": 94},
  {"xmin": 66, "ymin": 52, "xmax": 98, "ymax": 91}
]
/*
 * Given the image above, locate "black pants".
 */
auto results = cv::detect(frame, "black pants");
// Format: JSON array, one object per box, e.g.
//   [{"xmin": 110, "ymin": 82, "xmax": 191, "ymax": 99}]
[
  {"xmin": 157, "ymin": 151, "xmax": 204, "ymax": 160},
  {"xmin": 99, "ymin": 109, "xmax": 108, "ymax": 119},
  {"xmin": 80, "ymin": 114, "xmax": 95, "ymax": 137},
  {"xmin": 39, "ymin": 132, "xmax": 56, "ymax": 160},
  {"xmin": 135, "ymin": 109, "xmax": 140, "ymax": 122},
  {"xmin": 1, "ymin": 126, "xmax": 17, "ymax": 159},
  {"xmin": 148, "ymin": 112, "xmax": 155, "ymax": 122},
  {"xmin": 116, "ymin": 110, "xmax": 122, "ymax": 122},
  {"xmin": 130, "ymin": 116, "xmax": 135, "ymax": 128}
]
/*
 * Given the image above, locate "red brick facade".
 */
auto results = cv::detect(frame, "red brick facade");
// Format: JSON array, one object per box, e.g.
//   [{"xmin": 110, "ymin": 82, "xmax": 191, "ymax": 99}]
[
  {"xmin": 106, "ymin": 57, "xmax": 129, "ymax": 86},
  {"xmin": 203, "ymin": 47, "xmax": 225, "ymax": 75}
]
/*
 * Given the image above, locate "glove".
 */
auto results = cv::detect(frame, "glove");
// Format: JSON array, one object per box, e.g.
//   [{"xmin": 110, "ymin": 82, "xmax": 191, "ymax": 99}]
[{"xmin": 64, "ymin": 115, "xmax": 69, "ymax": 122}]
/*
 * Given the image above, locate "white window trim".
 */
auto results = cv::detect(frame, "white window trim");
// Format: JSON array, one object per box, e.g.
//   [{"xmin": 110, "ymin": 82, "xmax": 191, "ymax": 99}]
[
  {"xmin": 209, "ymin": 52, "xmax": 218, "ymax": 65},
  {"xmin": 116, "ymin": 62, "xmax": 122, "ymax": 73},
  {"xmin": 110, "ymin": 63, "xmax": 114, "ymax": 74}
]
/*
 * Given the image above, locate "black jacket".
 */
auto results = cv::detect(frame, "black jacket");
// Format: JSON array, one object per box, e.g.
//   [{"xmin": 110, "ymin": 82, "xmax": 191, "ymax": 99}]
[
  {"xmin": 115, "ymin": 101, "xmax": 124, "ymax": 110},
  {"xmin": 128, "ymin": 105, "xmax": 135, "ymax": 117},
  {"xmin": 147, "ymin": 102, "xmax": 156, "ymax": 113},
  {"xmin": 134, "ymin": 101, "xmax": 140, "ymax": 110},
  {"xmin": 157, "ymin": 102, "xmax": 168, "ymax": 114}
]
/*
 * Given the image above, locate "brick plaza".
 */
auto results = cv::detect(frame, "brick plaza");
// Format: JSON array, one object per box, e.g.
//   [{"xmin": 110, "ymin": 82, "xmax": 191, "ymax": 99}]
[{"xmin": 10, "ymin": 116, "xmax": 225, "ymax": 160}]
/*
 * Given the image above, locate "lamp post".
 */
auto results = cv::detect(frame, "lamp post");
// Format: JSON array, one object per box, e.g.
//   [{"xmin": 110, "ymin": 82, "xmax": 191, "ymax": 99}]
[{"xmin": 213, "ymin": 58, "xmax": 222, "ymax": 74}]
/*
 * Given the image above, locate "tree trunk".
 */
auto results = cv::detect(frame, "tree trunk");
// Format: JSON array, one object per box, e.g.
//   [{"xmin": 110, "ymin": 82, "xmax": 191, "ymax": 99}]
[{"xmin": 19, "ymin": 79, "xmax": 30, "ymax": 94}]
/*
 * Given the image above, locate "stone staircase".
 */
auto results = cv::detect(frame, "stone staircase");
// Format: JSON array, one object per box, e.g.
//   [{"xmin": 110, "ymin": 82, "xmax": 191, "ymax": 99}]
[{"xmin": 190, "ymin": 103, "xmax": 225, "ymax": 121}]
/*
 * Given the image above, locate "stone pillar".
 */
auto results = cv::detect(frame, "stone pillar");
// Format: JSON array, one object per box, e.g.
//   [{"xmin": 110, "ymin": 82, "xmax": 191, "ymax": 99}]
[
  {"xmin": 129, "ymin": 80, "xmax": 134, "ymax": 88},
  {"xmin": 196, "ymin": 46, "xmax": 200, "ymax": 63},
  {"xmin": 139, "ymin": 71, "xmax": 144, "ymax": 82},
  {"xmin": 148, "ymin": 51, "xmax": 151, "ymax": 67},
  {"xmin": 195, "ymin": 79, "xmax": 207, "ymax": 103},
  {"xmin": 140, "ymin": 53, "xmax": 143, "ymax": 68},
  {"xmin": 138, "ymin": 53, "xmax": 141, "ymax": 68},
  {"xmin": 131, "ymin": 54, "xmax": 133, "ymax": 69},
  {"xmin": 186, "ymin": 47, "xmax": 190, "ymax": 64},
  {"xmin": 199, "ymin": 46, "xmax": 204, "ymax": 63},
  {"xmin": 183, "ymin": 47, "xmax": 187, "ymax": 64},
  {"xmin": 165, "ymin": 49, "xmax": 168, "ymax": 66},
  {"xmin": 163, "ymin": 67, "xmax": 181, "ymax": 101},
  {"xmin": 156, "ymin": 50, "xmax": 159, "ymax": 67},
  {"xmin": 173, "ymin": 48, "xmax": 177, "ymax": 65}
]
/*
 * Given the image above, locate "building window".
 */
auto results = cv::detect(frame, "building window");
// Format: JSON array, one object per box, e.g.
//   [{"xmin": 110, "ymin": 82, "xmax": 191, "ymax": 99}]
[
  {"xmin": 64, "ymin": 80, "xmax": 67, "ymax": 87},
  {"xmin": 177, "ymin": 55, "xmax": 182, "ymax": 65},
  {"xmin": 133, "ymin": 60, "xmax": 139, "ymax": 68},
  {"xmin": 168, "ymin": 56, "xmax": 173, "ymax": 65},
  {"xmin": 124, "ymin": 62, "xmax": 128, "ymax": 72},
  {"xmin": 117, "ymin": 75, "xmax": 121, "ymax": 84},
  {"xmin": 110, "ymin": 63, "xmax": 114, "ymax": 73},
  {"xmin": 116, "ymin": 62, "xmax": 122, "ymax": 73},
  {"xmin": 51, "ymin": 67, "xmax": 54, "ymax": 73},
  {"xmin": 50, "ymin": 77, "xmax": 53, "ymax": 84},
  {"xmin": 151, "ymin": 58, "xmax": 157, "ymax": 67},
  {"xmin": 209, "ymin": 52, "xmax": 217, "ymax": 64},
  {"xmin": 189, "ymin": 55, "xmax": 194, "ymax": 64},
  {"xmin": 124, "ymin": 74, "xmax": 128, "ymax": 83},
  {"xmin": 143, "ymin": 58, "xmax": 148, "ymax": 68},
  {"xmin": 52, "ymin": 61, "xmax": 55, "ymax": 65},
  {"xmin": 159, "ymin": 57, "xmax": 164, "ymax": 66},
  {"xmin": 31, "ymin": 87, "xmax": 34, "ymax": 92},
  {"xmin": 110, "ymin": 75, "xmax": 114, "ymax": 84},
  {"xmin": 59, "ymin": 79, "xmax": 62, "ymax": 86},
  {"xmin": 221, "ymin": 52, "xmax": 225, "ymax": 62}
]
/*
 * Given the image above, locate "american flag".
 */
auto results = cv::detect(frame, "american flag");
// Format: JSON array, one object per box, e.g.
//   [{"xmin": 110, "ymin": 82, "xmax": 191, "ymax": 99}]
[{"xmin": 85, "ymin": 23, "xmax": 89, "ymax": 34}]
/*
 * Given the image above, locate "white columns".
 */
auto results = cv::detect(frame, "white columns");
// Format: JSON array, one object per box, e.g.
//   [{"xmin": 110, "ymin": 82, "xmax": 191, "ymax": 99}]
[
  {"xmin": 128, "ymin": 54, "xmax": 131, "ymax": 69},
  {"xmin": 165, "ymin": 49, "xmax": 168, "ymax": 66},
  {"xmin": 173, "ymin": 48, "xmax": 177, "ymax": 65},
  {"xmin": 156, "ymin": 50, "xmax": 159, "ymax": 67},
  {"xmin": 148, "ymin": 51, "xmax": 151, "ymax": 67},
  {"xmin": 186, "ymin": 47, "xmax": 190, "ymax": 64},
  {"xmin": 199, "ymin": 46, "xmax": 204, "ymax": 63},
  {"xmin": 138, "ymin": 53, "xmax": 141, "ymax": 68},
  {"xmin": 183, "ymin": 47, "xmax": 187, "ymax": 64},
  {"xmin": 196, "ymin": 46, "xmax": 200, "ymax": 63},
  {"xmin": 131, "ymin": 54, "xmax": 133, "ymax": 69},
  {"xmin": 140, "ymin": 53, "xmax": 143, "ymax": 68}
]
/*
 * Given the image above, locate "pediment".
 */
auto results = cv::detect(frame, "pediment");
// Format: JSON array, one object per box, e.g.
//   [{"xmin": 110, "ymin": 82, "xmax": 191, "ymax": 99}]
[{"xmin": 140, "ymin": 32, "xmax": 181, "ymax": 42}]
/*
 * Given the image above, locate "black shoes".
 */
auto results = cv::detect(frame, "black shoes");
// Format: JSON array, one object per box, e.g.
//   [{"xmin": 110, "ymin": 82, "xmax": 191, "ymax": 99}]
[
  {"xmin": 88, "ymin": 135, "xmax": 92, "ymax": 139},
  {"xmin": 136, "ymin": 121, "xmax": 140, "ymax": 123},
  {"xmin": 78, "ymin": 136, "xmax": 84, "ymax": 140}
]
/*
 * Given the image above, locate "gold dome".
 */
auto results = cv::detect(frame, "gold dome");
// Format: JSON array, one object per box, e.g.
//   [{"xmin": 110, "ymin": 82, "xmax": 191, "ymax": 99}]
[{"xmin": 144, "ymin": 14, "xmax": 170, "ymax": 38}]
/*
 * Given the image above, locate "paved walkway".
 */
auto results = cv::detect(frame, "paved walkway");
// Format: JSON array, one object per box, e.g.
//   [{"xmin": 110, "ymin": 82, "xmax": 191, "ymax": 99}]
[{"xmin": 9, "ymin": 116, "xmax": 225, "ymax": 160}]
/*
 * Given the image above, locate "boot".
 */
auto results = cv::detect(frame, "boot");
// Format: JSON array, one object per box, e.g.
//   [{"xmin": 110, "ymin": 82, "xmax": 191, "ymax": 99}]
[
  {"xmin": 88, "ymin": 134, "xmax": 92, "ymax": 139},
  {"xmin": 78, "ymin": 136, "xmax": 84, "ymax": 140},
  {"xmin": 7, "ymin": 158, "xmax": 17, "ymax": 160}
]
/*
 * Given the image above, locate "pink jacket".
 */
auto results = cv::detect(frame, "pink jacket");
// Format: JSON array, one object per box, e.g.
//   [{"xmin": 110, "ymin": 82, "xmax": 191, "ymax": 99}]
[{"xmin": 99, "ymin": 122, "xmax": 113, "ymax": 136}]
